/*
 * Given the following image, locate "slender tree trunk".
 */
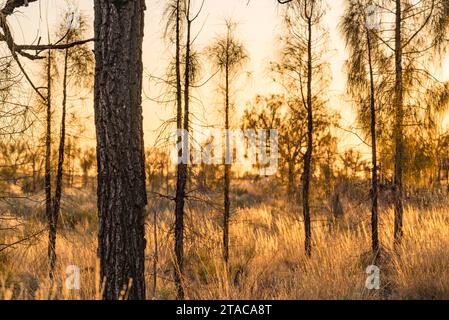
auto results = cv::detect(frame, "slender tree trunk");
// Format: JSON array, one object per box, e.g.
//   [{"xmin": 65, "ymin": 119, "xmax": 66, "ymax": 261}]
[
  {"xmin": 31, "ymin": 156, "xmax": 36, "ymax": 193},
  {"xmin": 394, "ymin": 0, "xmax": 404, "ymax": 248},
  {"xmin": 287, "ymin": 162, "xmax": 294, "ymax": 197},
  {"xmin": 367, "ymin": 30, "xmax": 379, "ymax": 255},
  {"xmin": 66, "ymin": 140, "xmax": 72, "ymax": 187},
  {"xmin": 94, "ymin": 0, "xmax": 147, "ymax": 300},
  {"xmin": 173, "ymin": 139, "xmax": 185, "ymax": 283},
  {"xmin": 223, "ymin": 61, "xmax": 231, "ymax": 264},
  {"xmin": 45, "ymin": 50, "xmax": 55, "ymax": 280},
  {"xmin": 175, "ymin": 0, "xmax": 182, "ymax": 134},
  {"xmin": 174, "ymin": 11, "xmax": 191, "ymax": 300},
  {"xmin": 152, "ymin": 208, "xmax": 158, "ymax": 299},
  {"xmin": 166, "ymin": 160, "xmax": 170, "ymax": 194},
  {"xmin": 173, "ymin": 0, "xmax": 185, "ymax": 300},
  {"xmin": 48, "ymin": 45, "xmax": 69, "ymax": 279},
  {"xmin": 83, "ymin": 169, "xmax": 88, "ymax": 187},
  {"xmin": 302, "ymin": 17, "xmax": 313, "ymax": 257}
]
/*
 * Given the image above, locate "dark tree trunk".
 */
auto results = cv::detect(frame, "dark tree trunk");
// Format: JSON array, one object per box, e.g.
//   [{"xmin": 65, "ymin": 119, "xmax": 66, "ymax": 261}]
[
  {"xmin": 94, "ymin": 0, "xmax": 147, "ymax": 300},
  {"xmin": 31, "ymin": 156, "xmax": 36, "ymax": 193},
  {"xmin": 166, "ymin": 160, "xmax": 170, "ymax": 194},
  {"xmin": 152, "ymin": 208, "xmax": 158, "ymax": 299},
  {"xmin": 48, "ymin": 44, "xmax": 69, "ymax": 280},
  {"xmin": 302, "ymin": 17, "xmax": 313, "ymax": 258},
  {"xmin": 174, "ymin": 10, "xmax": 191, "ymax": 300},
  {"xmin": 287, "ymin": 162, "xmax": 294, "ymax": 199},
  {"xmin": 174, "ymin": 165, "xmax": 187, "ymax": 300},
  {"xmin": 223, "ymin": 62, "xmax": 230, "ymax": 264},
  {"xmin": 393, "ymin": 0, "xmax": 404, "ymax": 248},
  {"xmin": 367, "ymin": 31, "xmax": 379, "ymax": 255},
  {"xmin": 66, "ymin": 140, "xmax": 72, "ymax": 187},
  {"xmin": 173, "ymin": 0, "xmax": 185, "ymax": 300},
  {"xmin": 45, "ymin": 50, "xmax": 55, "ymax": 280}
]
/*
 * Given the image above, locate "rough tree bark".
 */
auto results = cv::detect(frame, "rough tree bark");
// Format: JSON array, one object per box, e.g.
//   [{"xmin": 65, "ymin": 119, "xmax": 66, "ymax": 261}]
[{"xmin": 94, "ymin": 0, "xmax": 147, "ymax": 300}]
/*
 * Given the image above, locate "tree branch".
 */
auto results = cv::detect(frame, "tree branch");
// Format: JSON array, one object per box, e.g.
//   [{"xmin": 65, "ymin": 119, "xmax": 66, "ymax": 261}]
[
  {"xmin": 16, "ymin": 38, "xmax": 95, "ymax": 52},
  {"xmin": 1, "ymin": 0, "xmax": 39, "ymax": 16}
]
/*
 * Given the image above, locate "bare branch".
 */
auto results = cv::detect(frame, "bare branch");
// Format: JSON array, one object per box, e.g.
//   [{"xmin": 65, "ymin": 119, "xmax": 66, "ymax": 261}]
[{"xmin": 1, "ymin": 0, "xmax": 39, "ymax": 16}]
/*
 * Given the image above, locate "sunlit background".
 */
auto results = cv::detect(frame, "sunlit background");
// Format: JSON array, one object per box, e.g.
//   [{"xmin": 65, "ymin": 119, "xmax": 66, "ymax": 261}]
[{"xmin": 5, "ymin": 0, "xmax": 449, "ymax": 156}]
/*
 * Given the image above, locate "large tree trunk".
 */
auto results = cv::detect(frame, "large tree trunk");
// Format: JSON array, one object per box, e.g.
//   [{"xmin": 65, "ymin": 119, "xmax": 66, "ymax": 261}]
[
  {"xmin": 94, "ymin": 0, "xmax": 147, "ymax": 300},
  {"xmin": 302, "ymin": 17, "xmax": 313, "ymax": 258},
  {"xmin": 393, "ymin": 0, "xmax": 404, "ymax": 248},
  {"xmin": 367, "ymin": 31, "xmax": 379, "ymax": 255}
]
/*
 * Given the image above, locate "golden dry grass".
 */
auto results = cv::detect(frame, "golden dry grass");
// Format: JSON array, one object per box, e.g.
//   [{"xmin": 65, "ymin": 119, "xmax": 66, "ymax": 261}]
[{"xmin": 1, "ymin": 190, "xmax": 449, "ymax": 300}]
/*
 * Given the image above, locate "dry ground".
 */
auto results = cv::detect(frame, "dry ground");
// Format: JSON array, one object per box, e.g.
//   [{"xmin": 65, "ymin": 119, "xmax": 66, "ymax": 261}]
[{"xmin": 1, "ymin": 181, "xmax": 449, "ymax": 300}]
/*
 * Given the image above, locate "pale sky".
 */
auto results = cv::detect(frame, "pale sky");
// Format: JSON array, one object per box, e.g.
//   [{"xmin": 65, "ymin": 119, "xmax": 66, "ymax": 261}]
[{"xmin": 4, "ymin": 0, "xmax": 448, "ymax": 156}]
